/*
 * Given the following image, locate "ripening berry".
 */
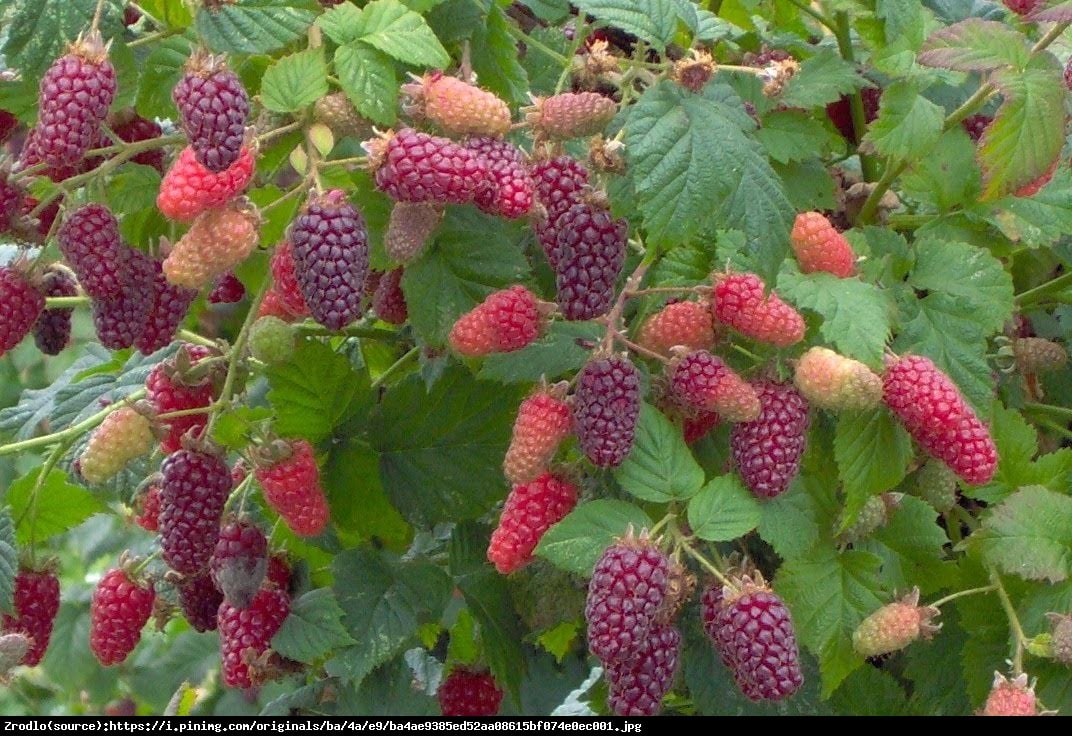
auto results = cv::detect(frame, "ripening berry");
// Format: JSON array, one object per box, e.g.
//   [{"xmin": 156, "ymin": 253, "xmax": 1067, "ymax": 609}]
[
  {"xmin": 437, "ymin": 668, "xmax": 504, "ymax": 716},
  {"xmin": 163, "ymin": 201, "xmax": 259, "ymax": 290},
  {"xmin": 145, "ymin": 345, "xmax": 218, "ymax": 453},
  {"xmin": 1013, "ymin": 337, "xmax": 1068, "ymax": 375},
  {"xmin": 911, "ymin": 460, "xmax": 958, "ymax": 513},
  {"xmin": 89, "ymin": 568, "xmax": 154, "ymax": 666},
  {"xmin": 253, "ymin": 439, "xmax": 331, "ymax": 537},
  {"xmin": 0, "ymin": 267, "xmax": 44, "ymax": 358},
  {"xmin": 449, "ymin": 286, "xmax": 543, "ymax": 357},
  {"xmin": 669, "ymin": 349, "xmax": 760, "ymax": 422},
  {"xmin": 172, "ymin": 51, "xmax": 250, "ymax": 173},
  {"xmin": 711, "ymin": 273, "xmax": 805, "ymax": 348},
  {"xmin": 1003, "ymin": 0, "xmax": 1043, "ymax": 15},
  {"xmin": 837, "ymin": 493, "xmax": 900, "ymax": 544},
  {"xmin": 572, "ymin": 355, "xmax": 641, "ymax": 468},
  {"xmin": 159, "ymin": 449, "xmax": 233, "ymax": 575},
  {"xmin": 384, "ymin": 201, "xmax": 442, "ymax": 264},
  {"xmin": 465, "ymin": 137, "xmax": 535, "ymax": 219},
  {"xmin": 503, "ymin": 386, "xmax": 572, "ymax": 485},
  {"xmin": 133, "ymin": 482, "xmax": 162, "ymax": 531},
  {"xmin": 56, "ymin": 204, "xmax": 128, "ymax": 300},
  {"xmin": 0, "ymin": 174, "xmax": 24, "ymax": 233},
  {"xmin": 730, "ymin": 381, "xmax": 809, "ymax": 499},
  {"xmin": 372, "ymin": 268, "xmax": 408, "ymax": 325},
  {"xmin": 531, "ymin": 156, "xmax": 589, "ymax": 263},
  {"xmin": 980, "ymin": 672, "xmax": 1043, "ymax": 716},
  {"xmin": 136, "ymin": 257, "xmax": 198, "ymax": 355},
  {"xmin": 79, "ymin": 407, "xmax": 155, "ymax": 485},
  {"xmin": 882, "ymin": 355, "xmax": 998, "ymax": 485},
  {"xmin": 1, "ymin": 568, "xmax": 60, "ymax": 666},
  {"xmin": 488, "ymin": 472, "xmax": 578, "ymax": 574},
  {"xmin": 605, "ymin": 623, "xmax": 680, "ymax": 716},
  {"xmin": 32, "ymin": 266, "xmax": 77, "ymax": 356},
  {"xmin": 157, "ymin": 146, "xmax": 255, "ymax": 222},
  {"xmin": 793, "ymin": 346, "xmax": 883, "ymax": 412},
  {"xmin": 1046, "ymin": 613, "xmax": 1072, "ymax": 666},
  {"xmin": 370, "ymin": 128, "xmax": 488, "ymax": 204},
  {"xmin": 525, "ymin": 92, "xmax": 618, "ymax": 140},
  {"xmin": 218, "ymin": 587, "xmax": 290, "ymax": 689},
  {"xmin": 211, "ymin": 519, "xmax": 268, "ymax": 609},
  {"xmin": 636, "ymin": 301, "xmax": 715, "ymax": 357},
  {"xmin": 314, "ymin": 92, "xmax": 373, "ymax": 139},
  {"xmin": 268, "ymin": 242, "xmax": 311, "ymax": 320},
  {"xmin": 790, "ymin": 212, "xmax": 856, "ymax": 278},
  {"xmin": 853, "ymin": 588, "xmax": 940, "ymax": 658},
  {"xmin": 111, "ymin": 111, "xmax": 165, "ymax": 172},
  {"xmin": 91, "ymin": 247, "xmax": 155, "ymax": 351},
  {"xmin": 249, "ymin": 316, "xmax": 296, "ymax": 364},
  {"xmin": 177, "ymin": 574, "xmax": 223, "ymax": 633},
  {"xmin": 403, "ymin": 72, "xmax": 511, "ymax": 138}
]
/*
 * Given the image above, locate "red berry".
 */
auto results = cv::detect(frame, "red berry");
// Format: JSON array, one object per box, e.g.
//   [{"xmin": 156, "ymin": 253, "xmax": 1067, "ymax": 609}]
[
  {"xmin": 218, "ymin": 587, "xmax": 290, "ymax": 689},
  {"xmin": 56, "ymin": 204, "xmax": 128, "ymax": 301},
  {"xmin": 173, "ymin": 52, "xmax": 250, "ymax": 173},
  {"xmin": 585, "ymin": 534, "xmax": 670, "ymax": 663},
  {"xmin": 79, "ymin": 407, "xmax": 155, "ymax": 485},
  {"xmin": 730, "ymin": 381, "xmax": 809, "ymax": 499},
  {"xmin": 254, "ymin": 439, "xmax": 331, "ymax": 537},
  {"xmin": 157, "ymin": 145, "xmax": 255, "ymax": 222},
  {"xmin": 111, "ymin": 112, "xmax": 165, "ymax": 173},
  {"xmin": 159, "ymin": 449, "xmax": 233, "ymax": 575},
  {"xmin": 525, "ymin": 92, "xmax": 618, "ymax": 140},
  {"xmin": 91, "ymin": 247, "xmax": 155, "ymax": 350},
  {"xmin": 853, "ymin": 588, "xmax": 940, "ymax": 657},
  {"xmin": 21, "ymin": 196, "xmax": 61, "ymax": 237},
  {"xmin": 372, "ymin": 267, "xmax": 408, "ymax": 325},
  {"xmin": 605, "ymin": 624, "xmax": 680, "ymax": 716},
  {"xmin": 981, "ymin": 672, "xmax": 1042, "ymax": 716},
  {"xmin": 211, "ymin": 519, "xmax": 268, "ymax": 609},
  {"xmin": 826, "ymin": 87, "xmax": 880, "ymax": 142},
  {"xmin": 669, "ymin": 350, "xmax": 760, "ymax": 422},
  {"xmin": 488, "ymin": 472, "xmax": 578, "ymax": 574},
  {"xmin": 267, "ymin": 242, "xmax": 311, "ymax": 319},
  {"xmin": 402, "ymin": 73, "xmax": 511, "ymax": 139},
  {"xmin": 437, "ymin": 668, "xmax": 504, "ymax": 716},
  {"xmin": 962, "ymin": 114, "xmax": 992, "ymax": 142},
  {"xmin": 448, "ymin": 285, "xmax": 543, "ymax": 357},
  {"xmin": 133, "ymin": 482, "xmax": 162, "ymax": 531},
  {"xmin": 0, "ymin": 266, "xmax": 45, "ymax": 357},
  {"xmin": 32, "ymin": 266, "xmax": 77, "ymax": 356},
  {"xmin": 705, "ymin": 576, "xmax": 803, "ymax": 701},
  {"xmin": 572, "ymin": 355, "xmax": 641, "ymax": 468},
  {"xmin": 371, "ymin": 128, "xmax": 488, "ymax": 204},
  {"xmin": 145, "ymin": 345, "xmax": 218, "ymax": 452},
  {"xmin": 384, "ymin": 201, "xmax": 442, "ymax": 264},
  {"xmin": 1003, "ymin": 0, "xmax": 1043, "ymax": 15},
  {"xmin": 288, "ymin": 189, "xmax": 369, "ymax": 330},
  {"xmin": 790, "ymin": 212, "xmax": 856, "ymax": 278},
  {"xmin": 177, "ymin": 574, "xmax": 223, "ymax": 633},
  {"xmin": 683, "ymin": 410, "xmax": 721, "ymax": 444},
  {"xmin": 0, "ymin": 173, "xmax": 24, "ymax": 232},
  {"xmin": 882, "ymin": 355, "xmax": 998, "ymax": 485},
  {"xmin": 208, "ymin": 272, "xmax": 245, "ymax": 304},
  {"xmin": 531, "ymin": 156, "xmax": 589, "ymax": 266},
  {"xmin": 465, "ymin": 137, "xmax": 535, "ymax": 219},
  {"xmin": 0, "ymin": 109, "xmax": 17, "ymax": 144},
  {"xmin": 135, "ymin": 256, "xmax": 197, "ymax": 355},
  {"xmin": 553, "ymin": 202, "xmax": 628, "ymax": 320},
  {"xmin": 34, "ymin": 34, "xmax": 116, "ymax": 168},
  {"xmin": 89, "ymin": 568, "xmax": 154, "ymax": 666},
  {"xmin": 1, "ymin": 568, "xmax": 60, "ymax": 666},
  {"xmin": 503, "ymin": 386, "xmax": 573, "ymax": 485},
  {"xmin": 636, "ymin": 300, "xmax": 715, "ymax": 357},
  {"xmin": 16, "ymin": 127, "xmax": 84, "ymax": 183},
  {"xmin": 164, "ymin": 201, "xmax": 260, "ymax": 290},
  {"xmin": 265, "ymin": 554, "xmax": 291, "ymax": 591},
  {"xmin": 711, "ymin": 272, "xmax": 805, "ymax": 348}
]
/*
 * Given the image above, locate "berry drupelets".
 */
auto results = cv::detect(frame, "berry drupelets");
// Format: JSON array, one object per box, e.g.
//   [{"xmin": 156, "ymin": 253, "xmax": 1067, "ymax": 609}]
[
  {"xmin": 853, "ymin": 588, "xmax": 940, "ymax": 658},
  {"xmin": 218, "ymin": 587, "xmax": 290, "ymax": 689},
  {"xmin": 89, "ymin": 568, "xmax": 154, "ymax": 666},
  {"xmin": 159, "ymin": 448, "xmax": 233, "ymax": 575},
  {"xmin": 572, "ymin": 355, "xmax": 641, "ymax": 468},
  {"xmin": 712, "ymin": 273, "xmax": 805, "ymax": 348},
  {"xmin": 2, "ymin": 568, "xmax": 60, "ymax": 666},
  {"xmin": 437, "ymin": 668, "xmax": 504, "ymax": 716},
  {"xmin": 503, "ymin": 385, "xmax": 572, "ymax": 485},
  {"xmin": 253, "ymin": 439, "xmax": 331, "ymax": 537},
  {"xmin": 449, "ymin": 286, "xmax": 544, "ymax": 357},
  {"xmin": 173, "ymin": 52, "xmax": 250, "ymax": 173},
  {"xmin": 730, "ymin": 381, "xmax": 809, "ymax": 499},
  {"xmin": 487, "ymin": 473, "xmax": 578, "ymax": 574},
  {"xmin": 369, "ymin": 128, "xmax": 487, "ymax": 205},
  {"xmin": 157, "ymin": 146, "xmax": 255, "ymax": 222}
]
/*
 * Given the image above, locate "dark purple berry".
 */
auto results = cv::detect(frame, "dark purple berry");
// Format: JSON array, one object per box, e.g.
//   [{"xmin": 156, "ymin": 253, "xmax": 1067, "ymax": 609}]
[
  {"xmin": 0, "ymin": 266, "xmax": 45, "ymax": 357},
  {"xmin": 572, "ymin": 355, "xmax": 641, "ymax": 468},
  {"xmin": 172, "ymin": 53, "xmax": 250, "ymax": 173},
  {"xmin": 91, "ymin": 247, "xmax": 154, "ymax": 350},
  {"xmin": 553, "ymin": 202, "xmax": 628, "ymax": 320},
  {"xmin": 606, "ymin": 624, "xmax": 680, "ymax": 715},
  {"xmin": 134, "ymin": 258, "xmax": 197, "ymax": 355},
  {"xmin": 730, "ymin": 381, "xmax": 809, "ymax": 499},
  {"xmin": 33, "ymin": 266, "xmax": 77, "ymax": 355},
  {"xmin": 177, "ymin": 574, "xmax": 223, "ymax": 632},
  {"xmin": 208, "ymin": 272, "xmax": 245, "ymax": 304},
  {"xmin": 210, "ymin": 519, "xmax": 268, "ymax": 609},
  {"xmin": 57, "ymin": 204, "xmax": 128, "ymax": 300},
  {"xmin": 159, "ymin": 449, "xmax": 232, "ymax": 576}
]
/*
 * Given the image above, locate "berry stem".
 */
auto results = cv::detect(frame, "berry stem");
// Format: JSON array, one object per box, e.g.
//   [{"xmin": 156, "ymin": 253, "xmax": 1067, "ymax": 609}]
[
  {"xmin": 294, "ymin": 322, "xmax": 402, "ymax": 341},
  {"xmin": 204, "ymin": 281, "xmax": 269, "ymax": 437},
  {"xmin": 600, "ymin": 256, "xmax": 654, "ymax": 353},
  {"xmin": 856, "ymin": 21, "xmax": 1071, "ymax": 224},
  {"xmin": 991, "ymin": 569, "xmax": 1028, "ymax": 675},
  {"xmin": 13, "ymin": 134, "xmax": 185, "ymax": 183},
  {"xmin": 930, "ymin": 584, "xmax": 998, "ymax": 609},
  {"xmin": 128, "ymin": 29, "xmax": 177, "ymax": 49},
  {"xmin": 255, "ymin": 119, "xmax": 305, "ymax": 146},
  {"xmin": 176, "ymin": 329, "xmax": 220, "ymax": 349},
  {"xmin": 1034, "ymin": 417, "xmax": 1072, "ymax": 443},
  {"xmin": 1023, "ymin": 402, "xmax": 1072, "ymax": 421},
  {"xmin": 505, "ymin": 22, "xmax": 570, "ymax": 66},
  {"xmin": 20, "ymin": 438, "xmax": 74, "ymax": 561},
  {"xmin": 320, "ymin": 156, "xmax": 368, "ymax": 169},
  {"xmin": 612, "ymin": 334, "xmax": 670, "ymax": 364},
  {"xmin": 783, "ymin": 0, "xmax": 836, "ymax": 30},
  {"xmin": 1016, "ymin": 271, "xmax": 1072, "ymax": 308},
  {"xmin": 667, "ymin": 518, "xmax": 732, "ymax": 587},
  {"xmin": 224, "ymin": 471, "xmax": 255, "ymax": 516},
  {"xmin": 129, "ymin": 550, "xmax": 160, "ymax": 578},
  {"xmin": 833, "ymin": 12, "xmax": 877, "ymax": 182},
  {"xmin": 90, "ymin": 0, "xmax": 107, "ymax": 32},
  {"xmin": 625, "ymin": 286, "xmax": 707, "ymax": 298},
  {"xmin": 155, "ymin": 403, "xmax": 221, "ymax": 421},
  {"xmin": 370, "ymin": 346, "xmax": 420, "ymax": 390},
  {"xmin": 44, "ymin": 296, "xmax": 90, "ymax": 309},
  {"xmin": 0, "ymin": 389, "xmax": 147, "ymax": 457}
]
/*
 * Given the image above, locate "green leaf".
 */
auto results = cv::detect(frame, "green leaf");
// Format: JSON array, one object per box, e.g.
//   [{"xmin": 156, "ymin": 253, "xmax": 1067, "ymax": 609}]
[
  {"xmin": 834, "ymin": 409, "xmax": 913, "ymax": 524},
  {"xmin": 345, "ymin": 0, "xmax": 450, "ymax": 68},
  {"xmin": 775, "ymin": 546, "xmax": 886, "ymax": 697},
  {"xmin": 570, "ymin": 0, "xmax": 678, "ymax": 49},
  {"xmin": 136, "ymin": 0, "xmax": 193, "ymax": 28},
  {"xmin": 106, "ymin": 164, "xmax": 162, "ymax": 216},
  {"xmin": 778, "ymin": 268, "xmax": 892, "ymax": 368},
  {"xmin": 334, "ymin": 45, "xmax": 398, "ymax": 127},
  {"xmin": 369, "ymin": 368, "xmax": 522, "ymax": 526},
  {"xmin": 2, "ymin": 0, "xmax": 125, "ymax": 79},
  {"xmin": 971, "ymin": 485, "xmax": 1072, "ymax": 583},
  {"xmin": 614, "ymin": 404, "xmax": 705, "ymax": 503},
  {"xmin": 135, "ymin": 34, "xmax": 195, "ymax": 121},
  {"xmin": 272, "ymin": 589, "xmax": 356, "ymax": 664},
  {"xmin": 535, "ymin": 500, "xmax": 652, "ymax": 576},
  {"xmin": 755, "ymin": 110, "xmax": 835, "ymax": 164},
  {"xmin": 917, "ymin": 18, "xmax": 1029, "ymax": 72},
  {"xmin": 4, "ymin": 469, "xmax": 105, "ymax": 544},
  {"xmin": 402, "ymin": 210, "xmax": 530, "ymax": 345},
  {"xmin": 261, "ymin": 48, "xmax": 328, "ymax": 113},
  {"xmin": 518, "ymin": 0, "xmax": 570, "ymax": 22},
  {"xmin": 317, "ymin": 1, "xmax": 364, "ymax": 44},
  {"xmin": 780, "ymin": 49, "xmax": 867, "ymax": 109},
  {"xmin": 0, "ymin": 509, "xmax": 16, "ymax": 615},
  {"xmin": 478, "ymin": 322, "xmax": 601, "ymax": 384},
  {"xmin": 900, "ymin": 128, "xmax": 981, "ymax": 212},
  {"xmin": 329, "ymin": 548, "xmax": 452, "ymax": 687},
  {"xmin": 979, "ymin": 57, "xmax": 1067, "ymax": 201},
  {"xmin": 828, "ymin": 666, "xmax": 910, "ymax": 715},
  {"xmin": 322, "ymin": 441, "xmax": 410, "ymax": 550},
  {"xmin": 686, "ymin": 474, "xmax": 762, "ymax": 542},
  {"xmin": 861, "ymin": 81, "xmax": 945, "ymax": 163},
  {"xmin": 469, "ymin": 5, "xmax": 529, "ymax": 105},
  {"xmin": 862, "ymin": 496, "xmax": 955, "ymax": 595},
  {"xmin": 266, "ymin": 339, "xmax": 365, "ymax": 443},
  {"xmin": 196, "ymin": 0, "xmax": 317, "ymax": 55},
  {"xmin": 625, "ymin": 81, "xmax": 794, "ymax": 280}
]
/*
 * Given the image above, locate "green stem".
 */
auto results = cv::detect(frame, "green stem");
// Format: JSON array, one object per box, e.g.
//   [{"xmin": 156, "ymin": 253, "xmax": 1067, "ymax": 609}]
[
  {"xmin": 833, "ymin": 12, "xmax": 877, "ymax": 182},
  {"xmin": 127, "ymin": 28, "xmax": 175, "ymax": 48},
  {"xmin": 992, "ymin": 570, "xmax": 1028, "ymax": 674},
  {"xmin": 44, "ymin": 295, "xmax": 90, "ymax": 309},
  {"xmin": 0, "ymin": 389, "xmax": 146, "ymax": 457},
  {"xmin": 321, "ymin": 156, "xmax": 367, "ymax": 169},
  {"xmin": 14, "ymin": 134, "xmax": 184, "ymax": 183},
  {"xmin": 177, "ymin": 329, "xmax": 219, "ymax": 349},
  {"xmin": 1016, "ymin": 271, "xmax": 1072, "ymax": 307},
  {"xmin": 205, "ymin": 283, "xmax": 269, "ymax": 436},
  {"xmin": 156, "ymin": 404, "xmax": 220, "ymax": 421},
  {"xmin": 1035, "ymin": 417, "xmax": 1072, "ymax": 442},
  {"xmin": 612, "ymin": 334, "xmax": 671, "ymax": 364},
  {"xmin": 256, "ymin": 119, "xmax": 304, "ymax": 146},
  {"xmin": 951, "ymin": 504, "xmax": 979, "ymax": 532},
  {"xmin": 1024, "ymin": 402, "xmax": 1072, "ymax": 420},
  {"xmin": 370, "ymin": 346, "xmax": 420, "ymax": 390},
  {"xmin": 506, "ymin": 22, "xmax": 570, "ymax": 66},
  {"xmin": 130, "ymin": 550, "xmax": 160, "ymax": 577},
  {"xmin": 675, "ymin": 531, "xmax": 732, "ymax": 587},
  {"xmin": 930, "ymin": 584, "xmax": 998, "ymax": 609},
  {"xmin": 784, "ymin": 0, "xmax": 835, "ymax": 29},
  {"xmin": 20, "ymin": 439, "xmax": 74, "ymax": 557},
  {"xmin": 294, "ymin": 323, "xmax": 402, "ymax": 341}
]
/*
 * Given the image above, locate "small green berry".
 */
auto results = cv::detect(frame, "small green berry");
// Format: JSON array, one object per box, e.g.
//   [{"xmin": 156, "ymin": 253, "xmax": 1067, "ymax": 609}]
[{"xmin": 249, "ymin": 316, "xmax": 295, "ymax": 364}]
